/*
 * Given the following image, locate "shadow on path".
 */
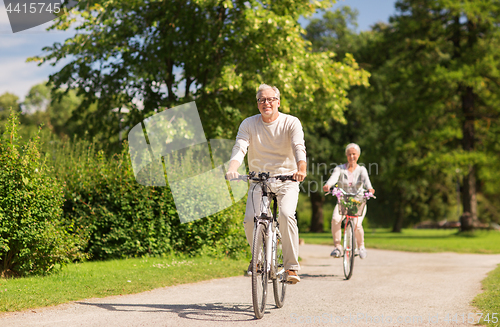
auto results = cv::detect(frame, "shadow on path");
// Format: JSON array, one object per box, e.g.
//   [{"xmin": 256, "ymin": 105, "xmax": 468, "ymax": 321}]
[
  {"xmin": 299, "ymin": 273, "xmax": 341, "ymax": 280},
  {"xmin": 76, "ymin": 301, "xmax": 280, "ymax": 322}
]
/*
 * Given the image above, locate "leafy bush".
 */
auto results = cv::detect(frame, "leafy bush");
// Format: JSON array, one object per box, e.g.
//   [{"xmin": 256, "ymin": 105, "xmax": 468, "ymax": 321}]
[
  {"xmin": 48, "ymin": 138, "xmax": 248, "ymax": 260},
  {"xmin": 0, "ymin": 110, "xmax": 87, "ymax": 277}
]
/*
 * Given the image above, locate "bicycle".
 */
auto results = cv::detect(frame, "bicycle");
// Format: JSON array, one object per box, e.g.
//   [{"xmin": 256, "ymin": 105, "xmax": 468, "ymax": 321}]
[
  {"xmin": 228, "ymin": 171, "xmax": 296, "ymax": 319},
  {"xmin": 327, "ymin": 184, "xmax": 375, "ymax": 280}
]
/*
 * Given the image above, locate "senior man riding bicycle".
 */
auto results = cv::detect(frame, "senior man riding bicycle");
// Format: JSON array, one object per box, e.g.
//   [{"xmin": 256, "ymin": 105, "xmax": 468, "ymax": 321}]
[{"xmin": 225, "ymin": 83, "xmax": 307, "ymax": 284}]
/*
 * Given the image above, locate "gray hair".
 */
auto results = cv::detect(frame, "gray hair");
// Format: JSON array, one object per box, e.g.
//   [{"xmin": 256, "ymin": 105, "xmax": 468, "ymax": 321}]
[
  {"xmin": 345, "ymin": 143, "xmax": 361, "ymax": 155},
  {"xmin": 256, "ymin": 83, "xmax": 280, "ymax": 100}
]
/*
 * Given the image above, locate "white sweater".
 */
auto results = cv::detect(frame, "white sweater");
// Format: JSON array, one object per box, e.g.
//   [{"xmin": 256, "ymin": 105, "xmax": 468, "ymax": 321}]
[{"xmin": 230, "ymin": 113, "xmax": 306, "ymax": 176}]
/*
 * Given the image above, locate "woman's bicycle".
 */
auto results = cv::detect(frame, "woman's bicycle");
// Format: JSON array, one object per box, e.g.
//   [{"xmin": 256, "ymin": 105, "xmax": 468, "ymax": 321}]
[
  {"xmin": 327, "ymin": 184, "xmax": 375, "ymax": 280},
  {"xmin": 228, "ymin": 171, "xmax": 296, "ymax": 319}
]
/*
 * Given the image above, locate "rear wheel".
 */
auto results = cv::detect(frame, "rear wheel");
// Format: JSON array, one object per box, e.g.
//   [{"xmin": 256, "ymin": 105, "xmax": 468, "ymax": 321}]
[
  {"xmin": 343, "ymin": 219, "xmax": 356, "ymax": 280},
  {"xmin": 272, "ymin": 230, "xmax": 286, "ymax": 308},
  {"xmin": 252, "ymin": 223, "xmax": 268, "ymax": 319}
]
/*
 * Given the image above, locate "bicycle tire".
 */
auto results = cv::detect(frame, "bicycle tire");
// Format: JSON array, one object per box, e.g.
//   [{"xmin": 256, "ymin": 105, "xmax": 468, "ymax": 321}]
[
  {"xmin": 252, "ymin": 223, "xmax": 268, "ymax": 319},
  {"xmin": 343, "ymin": 219, "xmax": 356, "ymax": 280},
  {"xmin": 272, "ymin": 229, "xmax": 286, "ymax": 308}
]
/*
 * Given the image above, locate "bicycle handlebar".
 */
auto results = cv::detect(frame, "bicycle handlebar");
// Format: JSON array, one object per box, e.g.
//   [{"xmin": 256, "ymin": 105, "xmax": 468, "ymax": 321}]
[
  {"xmin": 329, "ymin": 186, "xmax": 363, "ymax": 196},
  {"xmin": 327, "ymin": 185, "xmax": 376, "ymax": 199},
  {"xmin": 226, "ymin": 171, "xmax": 297, "ymax": 182}
]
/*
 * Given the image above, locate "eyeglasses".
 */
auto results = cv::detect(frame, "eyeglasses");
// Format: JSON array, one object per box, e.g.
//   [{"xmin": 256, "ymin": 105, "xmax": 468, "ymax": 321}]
[{"xmin": 257, "ymin": 97, "xmax": 279, "ymax": 104}]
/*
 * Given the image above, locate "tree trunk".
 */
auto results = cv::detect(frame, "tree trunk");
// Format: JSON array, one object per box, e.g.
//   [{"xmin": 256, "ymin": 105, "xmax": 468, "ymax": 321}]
[
  {"xmin": 392, "ymin": 208, "xmax": 404, "ymax": 233},
  {"xmin": 461, "ymin": 86, "xmax": 478, "ymax": 223},
  {"xmin": 392, "ymin": 192, "xmax": 404, "ymax": 232},
  {"xmin": 460, "ymin": 212, "xmax": 473, "ymax": 232},
  {"xmin": 310, "ymin": 191, "xmax": 325, "ymax": 233}
]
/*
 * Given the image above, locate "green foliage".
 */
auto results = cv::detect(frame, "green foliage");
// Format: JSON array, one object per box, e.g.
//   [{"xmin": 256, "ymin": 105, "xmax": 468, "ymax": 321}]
[
  {"xmin": 301, "ymin": 6, "xmax": 373, "ymax": 231},
  {"xmin": 305, "ymin": 6, "xmax": 360, "ymax": 57},
  {"xmin": 0, "ymin": 110, "xmax": 86, "ymax": 277},
  {"xmin": 305, "ymin": 1, "xmax": 500, "ymax": 230},
  {"xmin": 367, "ymin": 0, "xmax": 500, "ymax": 229},
  {"xmin": 30, "ymin": 0, "xmax": 368, "ymax": 144},
  {"xmin": 47, "ymin": 138, "xmax": 248, "ymax": 260},
  {"xmin": 0, "ymin": 93, "xmax": 22, "ymax": 137},
  {"xmin": 19, "ymin": 82, "xmax": 88, "ymax": 141},
  {"xmin": 0, "ymin": 92, "xmax": 21, "ymax": 121},
  {"xmin": 23, "ymin": 82, "xmax": 51, "ymax": 114}
]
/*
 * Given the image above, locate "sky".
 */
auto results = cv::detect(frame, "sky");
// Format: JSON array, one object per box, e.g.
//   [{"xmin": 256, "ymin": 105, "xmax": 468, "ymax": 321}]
[{"xmin": 0, "ymin": 0, "xmax": 398, "ymax": 102}]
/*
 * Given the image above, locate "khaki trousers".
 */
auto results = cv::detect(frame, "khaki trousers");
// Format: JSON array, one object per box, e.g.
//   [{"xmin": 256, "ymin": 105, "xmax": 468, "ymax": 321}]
[
  {"xmin": 331, "ymin": 204, "xmax": 367, "ymax": 249},
  {"xmin": 243, "ymin": 181, "xmax": 300, "ymax": 271}
]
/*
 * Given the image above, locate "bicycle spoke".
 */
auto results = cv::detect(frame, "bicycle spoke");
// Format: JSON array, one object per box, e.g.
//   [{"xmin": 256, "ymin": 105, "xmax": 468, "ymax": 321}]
[
  {"xmin": 343, "ymin": 219, "xmax": 355, "ymax": 280},
  {"xmin": 252, "ymin": 224, "xmax": 268, "ymax": 319},
  {"xmin": 273, "ymin": 230, "xmax": 286, "ymax": 308}
]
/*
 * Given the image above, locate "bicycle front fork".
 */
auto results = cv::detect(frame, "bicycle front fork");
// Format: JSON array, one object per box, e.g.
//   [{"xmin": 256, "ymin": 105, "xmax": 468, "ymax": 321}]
[{"xmin": 266, "ymin": 222, "xmax": 273, "ymax": 276}]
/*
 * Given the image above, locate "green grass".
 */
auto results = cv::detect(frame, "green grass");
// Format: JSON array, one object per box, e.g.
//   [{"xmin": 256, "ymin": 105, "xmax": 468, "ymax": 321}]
[
  {"xmin": 300, "ymin": 228, "xmax": 500, "ymax": 254},
  {"xmin": 0, "ymin": 255, "xmax": 248, "ymax": 313},
  {"xmin": 473, "ymin": 264, "xmax": 500, "ymax": 326}
]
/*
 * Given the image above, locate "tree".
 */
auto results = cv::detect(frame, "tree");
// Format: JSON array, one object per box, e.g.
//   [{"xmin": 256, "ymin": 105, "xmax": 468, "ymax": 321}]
[
  {"xmin": 47, "ymin": 88, "xmax": 84, "ymax": 138},
  {"xmin": 303, "ymin": 7, "xmax": 371, "ymax": 232},
  {"xmin": 23, "ymin": 83, "xmax": 51, "ymax": 114},
  {"xmin": 20, "ymin": 83, "xmax": 52, "ymax": 139},
  {"xmin": 0, "ymin": 92, "xmax": 21, "ymax": 121},
  {"xmin": 20, "ymin": 82, "xmax": 85, "ymax": 141},
  {"xmin": 305, "ymin": 6, "xmax": 360, "ymax": 57},
  {"xmin": 379, "ymin": 0, "xmax": 500, "ymax": 230},
  {"xmin": 29, "ymin": 0, "xmax": 368, "ymax": 147}
]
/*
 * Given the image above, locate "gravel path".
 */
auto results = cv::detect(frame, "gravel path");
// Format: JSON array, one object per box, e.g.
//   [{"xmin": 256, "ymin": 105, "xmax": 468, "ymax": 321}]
[{"xmin": 1, "ymin": 244, "xmax": 499, "ymax": 327}]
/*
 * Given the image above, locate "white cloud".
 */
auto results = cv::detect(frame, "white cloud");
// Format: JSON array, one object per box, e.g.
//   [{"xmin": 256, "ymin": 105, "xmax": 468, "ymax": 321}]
[
  {"xmin": 0, "ymin": 3, "xmax": 76, "ymax": 101},
  {"xmin": 0, "ymin": 56, "xmax": 65, "ymax": 101},
  {"xmin": 0, "ymin": 0, "xmax": 11, "ymax": 32},
  {"xmin": 0, "ymin": 34, "xmax": 29, "ymax": 46}
]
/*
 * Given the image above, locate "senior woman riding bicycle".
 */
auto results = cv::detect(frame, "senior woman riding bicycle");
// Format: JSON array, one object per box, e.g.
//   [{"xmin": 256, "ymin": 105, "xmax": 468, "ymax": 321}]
[{"xmin": 322, "ymin": 143, "xmax": 375, "ymax": 259}]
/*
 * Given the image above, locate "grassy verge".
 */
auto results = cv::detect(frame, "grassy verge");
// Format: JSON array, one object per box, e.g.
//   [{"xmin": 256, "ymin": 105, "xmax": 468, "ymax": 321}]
[
  {"xmin": 473, "ymin": 264, "xmax": 500, "ymax": 326},
  {"xmin": 0, "ymin": 255, "xmax": 248, "ymax": 313},
  {"xmin": 300, "ymin": 228, "xmax": 500, "ymax": 254}
]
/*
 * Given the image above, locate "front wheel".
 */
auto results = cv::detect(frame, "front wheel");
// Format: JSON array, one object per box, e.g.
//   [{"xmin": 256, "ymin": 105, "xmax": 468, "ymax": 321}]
[
  {"xmin": 252, "ymin": 223, "xmax": 268, "ymax": 319},
  {"xmin": 272, "ymin": 229, "xmax": 286, "ymax": 308},
  {"xmin": 343, "ymin": 219, "xmax": 356, "ymax": 280}
]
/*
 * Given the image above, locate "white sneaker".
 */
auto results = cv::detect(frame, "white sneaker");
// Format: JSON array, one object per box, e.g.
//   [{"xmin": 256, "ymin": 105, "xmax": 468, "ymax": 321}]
[
  {"xmin": 359, "ymin": 247, "xmax": 367, "ymax": 259},
  {"xmin": 330, "ymin": 248, "xmax": 341, "ymax": 258}
]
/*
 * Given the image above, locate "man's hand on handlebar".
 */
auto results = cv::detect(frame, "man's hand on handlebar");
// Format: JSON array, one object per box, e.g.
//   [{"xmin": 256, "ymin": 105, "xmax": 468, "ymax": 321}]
[
  {"xmin": 292, "ymin": 170, "xmax": 306, "ymax": 182},
  {"xmin": 225, "ymin": 170, "xmax": 240, "ymax": 181},
  {"xmin": 225, "ymin": 160, "xmax": 242, "ymax": 181},
  {"xmin": 293, "ymin": 160, "xmax": 307, "ymax": 182}
]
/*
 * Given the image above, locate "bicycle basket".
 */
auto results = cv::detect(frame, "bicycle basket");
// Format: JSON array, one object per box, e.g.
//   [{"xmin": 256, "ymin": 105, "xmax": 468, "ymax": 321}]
[{"xmin": 337, "ymin": 195, "xmax": 366, "ymax": 216}]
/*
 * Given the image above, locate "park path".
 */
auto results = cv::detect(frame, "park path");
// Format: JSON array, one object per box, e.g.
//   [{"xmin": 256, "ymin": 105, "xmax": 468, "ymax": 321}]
[{"xmin": 1, "ymin": 244, "xmax": 499, "ymax": 327}]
